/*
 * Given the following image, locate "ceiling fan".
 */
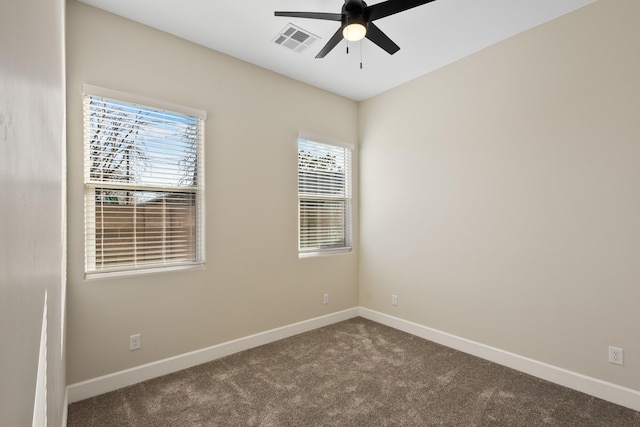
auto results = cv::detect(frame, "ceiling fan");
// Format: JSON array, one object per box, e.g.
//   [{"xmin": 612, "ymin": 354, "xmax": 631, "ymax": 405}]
[{"xmin": 275, "ymin": 0, "xmax": 437, "ymax": 58}]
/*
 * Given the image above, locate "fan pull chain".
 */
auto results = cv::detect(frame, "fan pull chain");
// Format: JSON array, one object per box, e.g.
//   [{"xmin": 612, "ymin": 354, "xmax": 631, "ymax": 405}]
[{"xmin": 345, "ymin": 39, "xmax": 364, "ymax": 69}]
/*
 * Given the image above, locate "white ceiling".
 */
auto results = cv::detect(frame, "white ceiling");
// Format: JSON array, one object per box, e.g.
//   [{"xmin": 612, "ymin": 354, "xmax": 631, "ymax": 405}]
[{"xmin": 78, "ymin": 0, "xmax": 596, "ymax": 101}]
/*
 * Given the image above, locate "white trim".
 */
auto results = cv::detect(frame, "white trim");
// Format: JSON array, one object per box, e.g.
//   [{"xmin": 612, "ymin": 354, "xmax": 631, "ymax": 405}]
[
  {"xmin": 358, "ymin": 307, "xmax": 640, "ymax": 412},
  {"xmin": 82, "ymin": 83, "xmax": 207, "ymax": 119},
  {"xmin": 67, "ymin": 308, "xmax": 359, "ymax": 403},
  {"xmin": 61, "ymin": 388, "xmax": 69, "ymax": 427},
  {"xmin": 66, "ymin": 306, "xmax": 640, "ymax": 412},
  {"xmin": 298, "ymin": 132, "xmax": 355, "ymax": 151},
  {"xmin": 32, "ymin": 292, "xmax": 47, "ymax": 427},
  {"xmin": 298, "ymin": 247, "xmax": 353, "ymax": 258},
  {"xmin": 85, "ymin": 262, "xmax": 206, "ymax": 281}
]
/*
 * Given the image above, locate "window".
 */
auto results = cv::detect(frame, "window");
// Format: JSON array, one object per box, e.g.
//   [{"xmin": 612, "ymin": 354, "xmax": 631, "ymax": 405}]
[
  {"xmin": 298, "ymin": 135, "xmax": 353, "ymax": 255},
  {"xmin": 83, "ymin": 85, "xmax": 205, "ymax": 276}
]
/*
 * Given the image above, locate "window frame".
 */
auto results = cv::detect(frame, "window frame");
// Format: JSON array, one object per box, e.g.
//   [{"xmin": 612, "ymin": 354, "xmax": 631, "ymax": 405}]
[
  {"xmin": 82, "ymin": 84, "xmax": 206, "ymax": 278},
  {"xmin": 297, "ymin": 133, "xmax": 353, "ymax": 258}
]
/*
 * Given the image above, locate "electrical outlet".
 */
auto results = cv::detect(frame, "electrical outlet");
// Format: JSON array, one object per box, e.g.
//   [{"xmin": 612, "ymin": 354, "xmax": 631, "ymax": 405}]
[
  {"xmin": 609, "ymin": 346, "xmax": 623, "ymax": 365},
  {"xmin": 323, "ymin": 293, "xmax": 329, "ymax": 305},
  {"xmin": 130, "ymin": 334, "xmax": 141, "ymax": 351},
  {"xmin": 392, "ymin": 294, "xmax": 398, "ymax": 306}
]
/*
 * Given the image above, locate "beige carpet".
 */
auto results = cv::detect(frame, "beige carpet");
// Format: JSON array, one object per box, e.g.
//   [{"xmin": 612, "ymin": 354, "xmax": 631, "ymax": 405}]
[{"xmin": 68, "ymin": 317, "xmax": 640, "ymax": 426}]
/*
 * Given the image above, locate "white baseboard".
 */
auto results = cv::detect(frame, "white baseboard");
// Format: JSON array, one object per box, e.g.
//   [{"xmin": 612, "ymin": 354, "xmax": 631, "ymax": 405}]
[
  {"xmin": 61, "ymin": 387, "xmax": 68, "ymax": 427},
  {"xmin": 358, "ymin": 307, "xmax": 640, "ymax": 412},
  {"xmin": 67, "ymin": 307, "xmax": 359, "ymax": 403},
  {"xmin": 66, "ymin": 306, "xmax": 640, "ymax": 413}
]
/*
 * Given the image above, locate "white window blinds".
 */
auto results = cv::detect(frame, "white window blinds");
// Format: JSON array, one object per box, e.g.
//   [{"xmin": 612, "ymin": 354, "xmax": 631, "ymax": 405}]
[
  {"xmin": 298, "ymin": 137, "xmax": 352, "ymax": 254},
  {"xmin": 83, "ymin": 87, "xmax": 205, "ymax": 275}
]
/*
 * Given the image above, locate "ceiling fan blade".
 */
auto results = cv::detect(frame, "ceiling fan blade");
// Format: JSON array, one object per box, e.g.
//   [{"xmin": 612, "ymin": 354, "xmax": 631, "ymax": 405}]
[
  {"xmin": 315, "ymin": 28, "xmax": 344, "ymax": 58},
  {"xmin": 367, "ymin": 0, "xmax": 437, "ymax": 22},
  {"xmin": 365, "ymin": 22, "xmax": 400, "ymax": 55},
  {"xmin": 274, "ymin": 11, "xmax": 342, "ymax": 21}
]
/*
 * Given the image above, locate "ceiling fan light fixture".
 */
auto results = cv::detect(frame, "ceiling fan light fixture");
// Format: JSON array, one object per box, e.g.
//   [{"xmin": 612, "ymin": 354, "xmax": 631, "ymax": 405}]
[
  {"xmin": 275, "ymin": 0, "xmax": 432, "ymax": 58},
  {"xmin": 342, "ymin": 23, "xmax": 366, "ymax": 42}
]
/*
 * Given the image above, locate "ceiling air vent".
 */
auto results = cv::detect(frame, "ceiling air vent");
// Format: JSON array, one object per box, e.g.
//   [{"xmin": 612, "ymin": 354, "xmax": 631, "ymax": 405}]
[{"xmin": 273, "ymin": 24, "xmax": 319, "ymax": 54}]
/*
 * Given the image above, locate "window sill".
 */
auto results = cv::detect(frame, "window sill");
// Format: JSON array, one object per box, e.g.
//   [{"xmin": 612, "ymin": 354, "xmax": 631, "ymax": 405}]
[
  {"xmin": 85, "ymin": 262, "xmax": 205, "ymax": 281},
  {"xmin": 298, "ymin": 248, "xmax": 352, "ymax": 259}
]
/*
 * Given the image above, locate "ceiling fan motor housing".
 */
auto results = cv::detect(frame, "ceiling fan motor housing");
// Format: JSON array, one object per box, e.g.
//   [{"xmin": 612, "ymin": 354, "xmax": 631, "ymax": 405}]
[{"xmin": 342, "ymin": 0, "xmax": 369, "ymax": 30}]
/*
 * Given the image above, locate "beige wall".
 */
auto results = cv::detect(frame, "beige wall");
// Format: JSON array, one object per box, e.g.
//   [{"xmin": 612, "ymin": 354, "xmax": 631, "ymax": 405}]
[
  {"xmin": 66, "ymin": 0, "xmax": 640, "ymax": 399},
  {"xmin": 66, "ymin": 1, "xmax": 359, "ymax": 384},
  {"xmin": 0, "ymin": 0, "xmax": 67, "ymax": 424},
  {"xmin": 360, "ymin": 0, "xmax": 640, "ymax": 392}
]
